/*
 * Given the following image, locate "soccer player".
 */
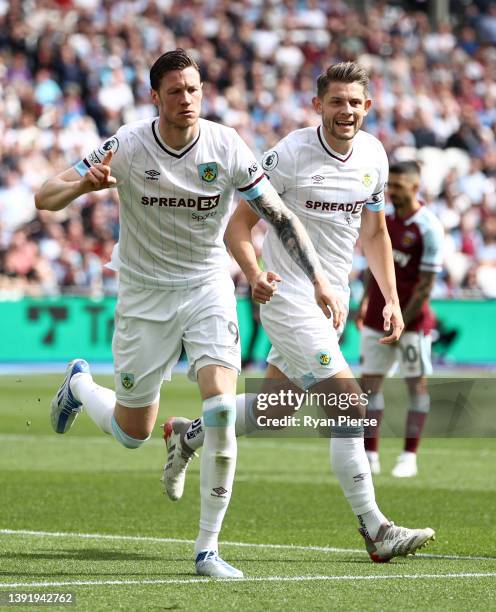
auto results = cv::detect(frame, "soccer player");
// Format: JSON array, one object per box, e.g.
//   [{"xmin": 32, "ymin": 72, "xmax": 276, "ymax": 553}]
[
  {"xmin": 356, "ymin": 161, "xmax": 444, "ymax": 477},
  {"xmin": 34, "ymin": 49, "xmax": 342, "ymax": 578},
  {"xmin": 163, "ymin": 62, "xmax": 436, "ymax": 562}
]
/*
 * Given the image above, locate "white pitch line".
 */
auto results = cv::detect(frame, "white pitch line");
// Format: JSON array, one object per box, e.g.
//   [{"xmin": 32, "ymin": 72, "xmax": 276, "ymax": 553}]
[
  {"xmin": 1, "ymin": 529, "xmax": 495, "ymax": 562},
  {"xmin": 1, "ymin": 573, "xmax": 496, "ymax": 589}
]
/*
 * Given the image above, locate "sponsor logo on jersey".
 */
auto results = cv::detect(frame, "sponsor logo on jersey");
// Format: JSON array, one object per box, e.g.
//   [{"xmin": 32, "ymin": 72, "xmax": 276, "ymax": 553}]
[
  {"xmin": 198, "ymin": 195, "xmax": 220, "ymax": 211},
  {"xmin": 262, "ymin": 150, "xmax": 278, "ymax": 171},
  {"xmin": 392, "ymin": 249, "xmax": 411, "ymax": 267},
  {"xmin": 88, "ymin": 151, "xmax": 102, "ymax": 165},
  {"xmin": 305, "ymin": 199, "xmax": 367, "ymax": 213},
  {"xmin": 316, "ymin": 350, "xmax": 331, "ymax": 366},
  {"xmin": 312, "ymin": 175, "xmax": 325, "ymax": 183},
  {"xmin": 248, "ymin": 163, "xmax": 258, "ymax": 176},
  {"xmin": 98, "ymin": 136, "xmax": 119, "ymax": 156},
  {"xmin": 140, "ymin": 194, "xmax": 220, "ymax": 211},
  {"xmin": 145, "ymin": 169, "xmax": 160, "ymax": 181},
  {"xmin": 198, "ymin": 162, "xmax": 218, "ymax": 183},
  {"xmin": 401, "ymin": 230, "xmax": 417, "ymax": 248},
  {"xmin": 120, "ymin": 372, "xmax": 134, "ymax": 389},
  {"xmin": 362, "ymin": 172, "xmax": 372, "ymax": 187}
]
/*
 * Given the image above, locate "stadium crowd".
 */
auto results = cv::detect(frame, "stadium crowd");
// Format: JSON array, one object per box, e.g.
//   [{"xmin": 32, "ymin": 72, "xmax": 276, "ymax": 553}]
[{"xmin": 1, "ymin": 0, "xmax": 496, "ymax": 299}]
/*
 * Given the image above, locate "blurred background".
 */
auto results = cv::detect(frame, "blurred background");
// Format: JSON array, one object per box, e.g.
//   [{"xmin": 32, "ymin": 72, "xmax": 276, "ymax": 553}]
[{"xmin": 0, "ymin": 0, "xmax": 495, "ymax": 370}]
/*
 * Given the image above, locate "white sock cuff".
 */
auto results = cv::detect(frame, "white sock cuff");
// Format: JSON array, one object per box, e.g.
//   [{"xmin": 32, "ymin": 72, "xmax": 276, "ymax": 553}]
[
  {"xmin": 368, "ymin": 392, "xmax": 385, "ymax": 411},
  {"xmin": 410, "ymin": 393, "xmax": 430, "ymax": 413}
]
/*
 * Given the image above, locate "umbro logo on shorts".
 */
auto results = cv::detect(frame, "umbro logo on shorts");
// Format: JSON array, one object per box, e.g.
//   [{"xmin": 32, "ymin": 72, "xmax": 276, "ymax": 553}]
[{"xmin": 145, "ymin": 169, "xmax": 160, "ymax": 181}]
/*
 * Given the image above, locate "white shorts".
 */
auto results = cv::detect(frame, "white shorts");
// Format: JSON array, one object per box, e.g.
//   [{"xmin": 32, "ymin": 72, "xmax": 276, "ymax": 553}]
[
  {"xmin": 113, "ymin": 276, "xmax": 241, "ymax": 407},
  {"xmin": 360, "ymin": 325, "xmax": 433, "ymax": 378},
  {"xmin": 260, "ymin": 291, "xmax": 348, "ymax": 389}
]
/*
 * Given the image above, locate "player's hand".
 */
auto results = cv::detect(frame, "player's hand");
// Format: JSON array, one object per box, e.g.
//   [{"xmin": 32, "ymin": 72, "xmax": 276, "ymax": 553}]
[
  {"xmin": 314, "ymin": 276, "xmax": 347, "ymax": 329},
  {"xmin": 81, "ymin": 151, "xmax": 117, "ymax": 192},
  {"xmin": 379, "ymin": 300, "xmax": 404, "ymax": 344},
  {"xmin": 251, "ymin": 270, "xmax": 281, "ymax": 304},
  {"xmin": 355, "ymin": 299, "xmax": 368, "ymax": 331}
]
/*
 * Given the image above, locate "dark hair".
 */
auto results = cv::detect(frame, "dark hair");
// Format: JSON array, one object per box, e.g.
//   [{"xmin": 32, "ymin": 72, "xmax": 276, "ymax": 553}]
[
  {"xmin": 317, "ymin": 61, "xmax": 369, "ymax": 98},
  {"xmin": 149, "ymin": 48, "xmax": 200, "ymax": 91},
  {"xmin": 389, "ymin": 160, "xmax": 421, "ymax": 176}
]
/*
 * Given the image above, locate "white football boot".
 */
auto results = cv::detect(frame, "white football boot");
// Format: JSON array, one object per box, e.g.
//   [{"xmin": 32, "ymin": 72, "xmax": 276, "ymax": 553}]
[
  {"xmin": 360, "ymin": 522, "xmax": 435, "ymax": 563},
  {"xmin": 392, "ymin": 451, "xmax": 418, "ymax": 478},
  {"xmin": 195, "ymin": 550, "xmax": 243, "ymax": 578},
  {"xmin": 161, "ymin": 417, "xmax": 197, "ymax": 501},
  {"xmin": 50, "ymin": 359, "xmax": 90, "ymax": 434}
]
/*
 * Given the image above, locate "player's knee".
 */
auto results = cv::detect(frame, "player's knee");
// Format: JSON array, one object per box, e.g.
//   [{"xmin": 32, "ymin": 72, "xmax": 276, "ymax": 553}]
[
  {"xmin": 111, "ymin": 416, "xmax": 151, "ymax": 449},
  {"xmin": 367, "ymin": 392, "xmax": 385, "ymax": 412},
  {"xmin": 203, "ymin": 395, "xmax": 236, "ymax": 428},
  {"xmin": 410, "ymin": 393, "xmax": 430, "ymax": 413}
]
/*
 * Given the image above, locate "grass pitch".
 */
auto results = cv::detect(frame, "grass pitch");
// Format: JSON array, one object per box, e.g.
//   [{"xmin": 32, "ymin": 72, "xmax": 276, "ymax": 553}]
[{"xmin": 0, "ymin": 374, "xmax": 495, "ymax": 611}]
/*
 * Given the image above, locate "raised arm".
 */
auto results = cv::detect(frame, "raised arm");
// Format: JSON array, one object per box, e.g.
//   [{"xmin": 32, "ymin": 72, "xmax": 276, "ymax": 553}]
[
  {"xmin": 35, "ymin": 151, "xmax": 116, "ymax": 212},
  {"xmin": 359, "ymin": 207, "xmax": 403, "ymax": 343},
  {"xmin": 243, "ymin": 183, "xmax": 347, "ymax": 328}
]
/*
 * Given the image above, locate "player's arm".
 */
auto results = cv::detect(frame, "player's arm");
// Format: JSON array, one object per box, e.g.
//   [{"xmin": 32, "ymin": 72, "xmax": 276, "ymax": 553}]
[
  {"xmin": 355, "ymin": 269, "xmax": 371, "ymax": 330},
  {"xmin": 401, "ymin": 271, "xmax": 436, "ymax": 327},
  {"xmin": 35, "ymin": 151, "xmax": 116, "ymax": 212},
  {"xmin": 359, "ymin": 207, "xmax": 403, "ymax": 343},
  {"xmin": 225, "ymin": 200, "xmax": 281, "ymax": 304},
  {"xmin": 246, "ymin": 183, "xmax": 347, "ymax": 327}
]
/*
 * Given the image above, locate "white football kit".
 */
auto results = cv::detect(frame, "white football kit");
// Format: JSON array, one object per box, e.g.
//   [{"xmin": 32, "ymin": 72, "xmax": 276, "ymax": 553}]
[
  {"xmin": 259, "ymin": 126, "xmax": 388, "ymax": 387},
  {"xmin": 75, "ymin": 117, "xmax": 269, "ymax": 406}
]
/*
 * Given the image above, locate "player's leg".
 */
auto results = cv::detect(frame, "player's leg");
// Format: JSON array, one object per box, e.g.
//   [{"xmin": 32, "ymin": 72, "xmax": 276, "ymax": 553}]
[
  {"xmin": 51, "ymin": 357, "xmax": 160, "ymax": 448},
  {"xmin": 51, "ymin": 288, "xmax": 182, "ymax": 450},
  {"xmin": 167, "ymin": 362, "xmax": 291, "ymax": 452},
  {"xmin": 360, "ymin": 374, "xmax": 385, "ymax": 474},
  {"xmin": 162, "ymin": 363, "xmax": 303, "ymax": 503},
  {"xmin": 309, "ymin": 367, "xmax": 389, "ymax": 537},
  {"xmin": 169, "ymin": 276, "xmax": 243, "ymax": 577},
  {"xmin": 391, "ymin": 375, "xmax": 429, "ymax": 477},
  {"xmin": 392, "ymin": 332, "xmax": 433, "ymax": 477},
  {"xmin": 259, "ymin": 293, "xmax": 434, "ymax": 560},
  {"xmin": 310, "ymin": 367, "xmax": 435, "ymax": 561},
  {"xmin": 359, "ymin": 326, "xmax": 397, "ymax": 474},
  {"xmin": 194, "ymin": 363, "xmax": 242, "ymax": 577}
]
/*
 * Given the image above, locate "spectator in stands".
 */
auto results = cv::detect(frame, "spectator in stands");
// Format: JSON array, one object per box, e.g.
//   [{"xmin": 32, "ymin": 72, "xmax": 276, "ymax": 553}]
[{"xmin": 0, "ymin": 0, "xmax": 495, "ymax": 299}]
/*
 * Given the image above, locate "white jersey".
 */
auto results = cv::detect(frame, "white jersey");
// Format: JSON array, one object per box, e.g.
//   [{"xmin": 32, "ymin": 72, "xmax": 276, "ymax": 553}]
[
  {"xmin": 261, "ymin": 126, "xmax": 388, "ymax": 300},
  {"xmin": 75, "ymin": 117, "xmax": 268, "ymax": 290}
]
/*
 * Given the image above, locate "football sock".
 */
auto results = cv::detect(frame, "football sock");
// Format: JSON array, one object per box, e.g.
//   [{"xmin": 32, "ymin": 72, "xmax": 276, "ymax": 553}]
[
  {"xmin": 195, "ymin": 528, "xmax": 219, "ymax": 556},
  {"xmin": 330, "ymin": 430, "xmax": 388, "ymax": 540},
  {"xmin": 183, "ymin": 393, "xmax": 255, "ymax": 451},
  {"xmin": 70, "ymin": 372, "xmax": 115, "ymax": 434},
  {"xmin": 404, "ymin": 393, "xmax": 430, "ymax": 453},
  {"xmin": 364, "ymin": 392, "xmax": 384, "ymax": 453},
  {"xmin": 198, "ymin": 395, "xmax": 237, "ymax": 540}
]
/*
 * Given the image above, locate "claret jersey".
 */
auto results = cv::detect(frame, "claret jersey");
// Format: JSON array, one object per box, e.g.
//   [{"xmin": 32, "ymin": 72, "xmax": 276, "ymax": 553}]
[
  {"xmin": 364, "ymin": 205, "xmax": 444, "ymax": 333},
  {"xmin": 261, "ymin": 126, "xmax": 388, "ymax": 299},
  {"xmin": 74, "ymin": 117, "xmax": 268, "ymax": 289}
]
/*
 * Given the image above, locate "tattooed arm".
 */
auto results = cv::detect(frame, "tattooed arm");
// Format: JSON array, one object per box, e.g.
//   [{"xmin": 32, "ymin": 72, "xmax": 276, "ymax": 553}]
[
  {"xmin": 229, "ymin": 188, "xmax": 346, "ymax": 326},
  {"xmin": 401, "ymin": 271, "xmax": 436, "ymax": 327}
]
